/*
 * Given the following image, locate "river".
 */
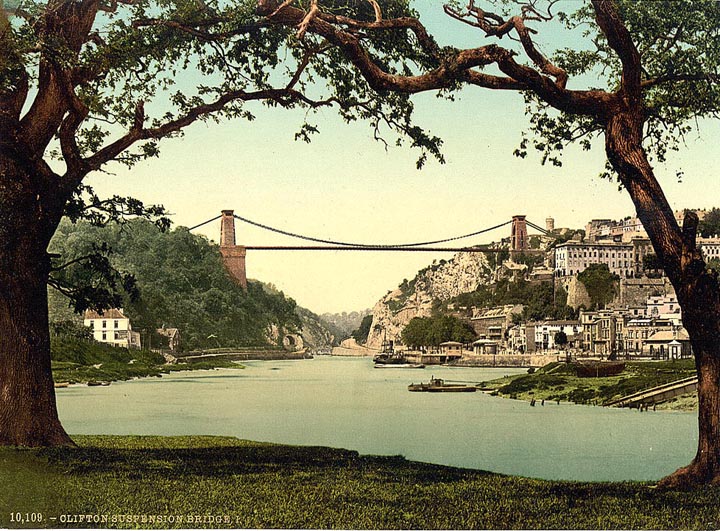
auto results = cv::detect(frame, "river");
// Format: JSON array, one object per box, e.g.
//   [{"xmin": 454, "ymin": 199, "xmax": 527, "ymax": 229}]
[{"xmin": 56, "ymin": 356, "xmax": 697, "ymax": 482}]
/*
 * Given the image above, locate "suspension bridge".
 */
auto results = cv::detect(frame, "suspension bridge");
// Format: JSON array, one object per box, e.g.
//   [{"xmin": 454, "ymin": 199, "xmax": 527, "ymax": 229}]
[{"xmin": 187, "ymin": 210, "xmax": 554, "ymax": 287}]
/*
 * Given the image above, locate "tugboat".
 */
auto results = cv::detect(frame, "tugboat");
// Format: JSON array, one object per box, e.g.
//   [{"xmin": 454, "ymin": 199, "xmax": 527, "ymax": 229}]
[
  {"xmin": 408, "ymin": 376, "xmax": 478, "ymax": 392},
  {"xmin": 373, "ymin": 339, "xmax": 425, "ymax": 368}
]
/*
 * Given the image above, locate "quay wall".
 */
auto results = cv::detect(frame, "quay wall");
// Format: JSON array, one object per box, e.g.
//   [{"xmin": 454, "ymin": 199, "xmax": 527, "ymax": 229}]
[
  {"xmin": 452, "ymin": 354, "xmax": 562, "ymax": 368},
  {"xmin": 177, "ymin": 350, "xmax": 310, "ymax": 362},
  {"xmin": 331, "ymin": 346, "xmax": 376, "ymax": 357}
]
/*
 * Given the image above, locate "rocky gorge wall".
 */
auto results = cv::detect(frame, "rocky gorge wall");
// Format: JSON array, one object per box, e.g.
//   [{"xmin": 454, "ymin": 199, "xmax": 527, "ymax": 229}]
[{"xmin": 366, "ymin": 252, "xmax": 494, "ymax": 349}]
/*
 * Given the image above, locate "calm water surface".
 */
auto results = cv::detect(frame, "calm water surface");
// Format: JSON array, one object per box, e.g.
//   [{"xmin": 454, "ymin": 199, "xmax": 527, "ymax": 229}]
[{"xmin": 56, "ymin": 356, "xmax": 697, "ymax": 481}]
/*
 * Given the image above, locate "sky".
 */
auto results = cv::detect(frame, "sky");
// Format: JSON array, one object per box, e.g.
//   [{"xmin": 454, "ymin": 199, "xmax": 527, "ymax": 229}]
[{"xmin": 85, "ymin": 1, "xmax": 720, "ymax": 315}]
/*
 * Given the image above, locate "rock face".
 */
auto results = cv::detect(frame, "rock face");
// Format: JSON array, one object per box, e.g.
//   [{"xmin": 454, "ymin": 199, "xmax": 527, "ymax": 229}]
[
  {"xmin": 366, "ymin": 252, "xmax": 493, "ymax": 349},
  {"xmin": 296, "ymin": 307, "xmax": 335, "ymax": 348}
]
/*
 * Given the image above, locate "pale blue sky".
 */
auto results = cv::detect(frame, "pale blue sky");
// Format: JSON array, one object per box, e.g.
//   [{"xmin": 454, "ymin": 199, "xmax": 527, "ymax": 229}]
[{"xmin": 85, "ymin": 1, "xmax": 720, "ymax": 314}]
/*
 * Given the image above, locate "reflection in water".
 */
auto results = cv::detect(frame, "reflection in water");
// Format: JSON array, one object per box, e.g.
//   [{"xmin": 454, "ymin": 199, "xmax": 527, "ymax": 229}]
[{"xmin": 56, "ymin": 356, "xmax": 696, "ymax": 481}]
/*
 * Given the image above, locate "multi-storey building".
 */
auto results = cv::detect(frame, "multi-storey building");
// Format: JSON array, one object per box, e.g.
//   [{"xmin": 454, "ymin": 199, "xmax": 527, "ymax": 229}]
[
  {"xmin": 84, "ymin": 308, "xmax": 141, "ymax": 349},
  {"xmin": 525, "ymin": 320, "xmax": 582, "ymax": 352},
  {"xmin": 621, "ymin": 317, "xmax": 677, "ymax": 356},
  {"xmin": 553, "ymin": 238, "xmax": 654, "ymax": 279},
  {"xmin": 579, "ymin": 309, "xmax": 625, "ymax": 356},
  {"xmin": 646, "ymin": 294, "xmax": 681, "ymax": 320},
  {"xmin": 700, "ymin": 237, "xmax": 720, "ymax": 261},
  {"xmin": 469, "ymin": 305, "xmax": 523, "ymax": 342}
]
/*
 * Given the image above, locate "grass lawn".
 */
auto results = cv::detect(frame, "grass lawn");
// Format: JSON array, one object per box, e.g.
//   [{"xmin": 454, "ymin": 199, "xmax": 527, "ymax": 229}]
[
  {"xmin": 485, "ymin": 359, "xmax": 698, "ymax": 408},
  {"xmin": 1, "ymin": 435, "xmax": 718, "ymax": 529}
]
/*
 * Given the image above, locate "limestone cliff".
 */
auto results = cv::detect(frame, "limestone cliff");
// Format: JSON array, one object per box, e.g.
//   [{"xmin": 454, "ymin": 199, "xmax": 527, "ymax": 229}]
[{"xmin": 366, "ymin": 252, "xmax": 494, "ymax": 349}]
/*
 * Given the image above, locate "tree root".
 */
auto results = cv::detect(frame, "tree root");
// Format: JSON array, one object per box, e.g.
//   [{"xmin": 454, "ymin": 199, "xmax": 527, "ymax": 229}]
[{"xmin": 656, "ymin": 461, "xmax": 720, "ymax": 490}]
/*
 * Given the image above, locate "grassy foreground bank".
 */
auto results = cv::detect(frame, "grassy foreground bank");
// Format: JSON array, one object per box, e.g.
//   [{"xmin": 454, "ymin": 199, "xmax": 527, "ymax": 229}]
[{"xmin": 1, "ymin": 436, "xmax": 718, "ymax": 530}]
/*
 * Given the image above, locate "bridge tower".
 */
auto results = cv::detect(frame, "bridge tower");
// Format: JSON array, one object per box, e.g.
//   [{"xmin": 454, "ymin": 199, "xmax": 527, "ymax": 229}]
[
  {"xmin": 219, "ymin": 210, "xmax": 247, "ymax": 288},
  {"xmin": 510, "ymin": 215, "xmax": 529, "ymax": 252}
]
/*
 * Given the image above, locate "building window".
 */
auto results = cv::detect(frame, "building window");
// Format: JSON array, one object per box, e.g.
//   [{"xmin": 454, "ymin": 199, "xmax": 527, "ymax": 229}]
[
  {"xmin": 114, "ymin": 320, "xmax": 119, "ymax": 329},
  {"xmin": 102, "ymin": 320, "xmax": 107, "ymax": 329},
  {"xmin": 102, "ymin": 331, "xmax": 107, "ymax": 340}
]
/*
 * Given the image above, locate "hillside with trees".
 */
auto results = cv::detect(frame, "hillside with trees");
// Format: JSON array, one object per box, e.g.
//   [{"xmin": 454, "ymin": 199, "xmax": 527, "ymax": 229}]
[{"xmin": 48, "ymin": 219, "xmax": 334, "ymax": 351}]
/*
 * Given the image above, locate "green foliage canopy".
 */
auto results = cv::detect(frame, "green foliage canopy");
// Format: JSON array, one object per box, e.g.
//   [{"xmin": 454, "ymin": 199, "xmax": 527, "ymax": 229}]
[
  {"xmin": 699, "ymin": 208, "xmax": 720, "ymax": 238},
  {"xmin": 401, "ymin": 315, "xmax": 476, "ymax": 348},
  {"xmin": 49, "ymin": 219, "xmax": 301, "ymax": 350},
  {"xmin": 577, "ymin": 264, "xmax": 619, "ymax": 310},
  {"xmin": 351, "ymin": 314, "xmax": 373, "ymax": 344}
]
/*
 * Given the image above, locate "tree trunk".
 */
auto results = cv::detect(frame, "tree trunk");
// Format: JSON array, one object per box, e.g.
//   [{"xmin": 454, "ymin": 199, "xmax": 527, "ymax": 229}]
[
  {"xmin": 605, "ymin": 108, "xmax": 720, "ymax": 487},
  {"xmin": 0, "ymin": 156, "xmax": 73, "ymax": 447},
  {"xmin": 658, "ymin": 271, "xmax": 720, "ymax": 488}
]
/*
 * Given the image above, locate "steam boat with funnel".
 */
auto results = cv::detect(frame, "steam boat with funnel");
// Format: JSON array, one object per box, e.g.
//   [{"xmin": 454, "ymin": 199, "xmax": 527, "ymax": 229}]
[{"xmin": 373, "ymin": 339, "xmax": 424, "ymax": 368}]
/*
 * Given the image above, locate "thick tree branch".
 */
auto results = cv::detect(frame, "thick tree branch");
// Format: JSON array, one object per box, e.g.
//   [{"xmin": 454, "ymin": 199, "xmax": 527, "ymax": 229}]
[
  {"xmin": 297, "ymin": 0, "xmax": 319, "ymax": 40},
  {"xmin": 591, "ymin": 0, "xmax": 641, "ymax": 96},
  {"xmin": 58, "ymin": 72, "xmax": 90, "ymax": 175},
  {"xmin": 82, "ymin": 87, "xmax": 325, "ymax": 172},
  {"xmin": 464, "ymin": 69, "xmax": 526, "ymax": 90},
  {"xmin": 257, "ymin": 0, "xmax": 608, "ymax": 115},
  {"xmin": 19, "ymin": 0, "xmax": 99, "ymax": 153},
  {"xmin": 443, "ymin": 2, "xmax": 568, "ymax": 88},
  {"xmin": 641, "ymin": 73, "xmax": 720, "ymax": 90},
  {"xmin": 317, "ymin": 12, "xmax": 440, "ymax": 57}
]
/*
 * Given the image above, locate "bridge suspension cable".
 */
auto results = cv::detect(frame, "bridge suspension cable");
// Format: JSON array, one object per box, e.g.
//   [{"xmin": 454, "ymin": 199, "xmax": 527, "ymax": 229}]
[
  {"xmin": 525, "ymin": 220, "xmax": 553, "ymax": 237},
  {"xmin": 187, "ymin": 214, "xmax": 222, "ymax": 231},
  {"xmin": 187, "ymin": 213, "xmax": 552, "ymax": 252},
  {"xmin": 231, "ymin": 213, "xmax": 513, "ymax": 248}
]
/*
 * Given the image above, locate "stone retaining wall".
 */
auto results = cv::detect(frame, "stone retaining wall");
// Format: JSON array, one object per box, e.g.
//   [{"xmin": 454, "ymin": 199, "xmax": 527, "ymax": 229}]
[{"xmin": 452, "ymin": 354, "xmax": 562, "ymax": 368}]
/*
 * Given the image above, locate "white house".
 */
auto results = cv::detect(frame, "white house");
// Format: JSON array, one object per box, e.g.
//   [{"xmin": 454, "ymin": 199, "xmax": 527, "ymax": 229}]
[
  {"xmin": 528, "ymin": 320, "xmax": 582, "ymax": 352},
  {"xmin": 83, "ymin": 308, "xmax": 141, "ymax": 349}
]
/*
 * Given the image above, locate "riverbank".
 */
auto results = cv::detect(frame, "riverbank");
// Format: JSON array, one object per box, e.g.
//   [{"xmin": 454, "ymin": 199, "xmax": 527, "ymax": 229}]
[
  {"xmin": 2, "ymin": 435, "xmax": 717, "ymax": 530},
  {"xmin": 482, "ymin": 359, "xmax": 698, "ymax": 410},
  {"xmin": 51, "ymin": 337, "xmax": 242, "ymax": 385}
]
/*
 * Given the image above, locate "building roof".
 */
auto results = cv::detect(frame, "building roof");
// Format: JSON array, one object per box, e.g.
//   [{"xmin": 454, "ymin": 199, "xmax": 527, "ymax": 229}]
[
  {"xmin": 84, "ymin": 308, "xmax": 128, "ymax": 320},
  {"xmin": 473, "ymin": 339, "xmax": 499, "ymax": 345},
  {"xmin": 157, "ymin": 327, "xmax": 180, "ymax": 339},
  {"xmin": 440, "ymin": 341, "xmax": 463, "ymax": 346},
  {"xmin": 646, "ymin": 329, "xmax": 690, "ymax": 343},
  {"xmin": 471, "ymin": 305, "xmax": 523, "ymax": 320}
]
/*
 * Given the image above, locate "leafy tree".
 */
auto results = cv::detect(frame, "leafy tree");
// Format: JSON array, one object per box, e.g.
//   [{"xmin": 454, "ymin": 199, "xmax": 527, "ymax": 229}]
[
  {"xmin": 554, "ymin": 331, "xmax": 568, "ymax": 349},
  {"xmin": 0, "ymin": 0, "xmax": 428, "ymax": 446},
  {"xmin": 351, "ymin": 314, "xmax": 374, "ymax": 344},
  {"xmin": 258, "ymin": 0, "xmax": 720, "ymax": 486},
  {"xmin": 401, "ymin": 315, "xmax": 475, "ymax": 348},
  {"xmin": 699, "ymin": 208, "xmax": 720, "ymax": 238},
  {"xmin": 485, "ymin": 248, "xmax": 509, "ymax": 270},
  {"xmin": 49, "ymin": 220, "xmax": 303, "ymax": 350},
  {"xmin": 577, "ymin": 264, "xmax": 619, "ymax": 310},
  {"xmin": 642, "ymin": 253, "xmax": 664, "ymax": 277},
  {"xmin": 512, "ymin": 252, "xmax": 544, "ymax": 272},
  {"xmin": 642, "ymin": 253, "xmax": 663, "ymax": 272},
  {"xmin": 401, "ymin": 317, "xmax": 431, "ymax": 349}
]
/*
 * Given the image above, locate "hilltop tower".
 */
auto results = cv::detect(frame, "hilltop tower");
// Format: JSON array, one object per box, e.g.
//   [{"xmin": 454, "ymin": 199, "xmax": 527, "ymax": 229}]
[
  {"xmin": 219, "ymin": 210, "xmax": 247, "ymax": 288},
  {"xmin": 546, "ymin": 217, "xmax": 555, "ymax": 232},
  {"xmin": 511, "ymin": 215, "xmax": 529, "ymax": 251}
]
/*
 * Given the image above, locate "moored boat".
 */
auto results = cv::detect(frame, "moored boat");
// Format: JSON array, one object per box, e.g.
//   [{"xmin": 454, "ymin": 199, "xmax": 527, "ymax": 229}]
[
  {"xmin": 374, "ymin": 362, "xmax": 425, "ymax": 369},
  {"xmin": 575, "ymin": 361, "xmax": 626, "ymax": 378},
  {"xmin": 408, "ymin": 377, "xmax": 478, "ymax": 392}
]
